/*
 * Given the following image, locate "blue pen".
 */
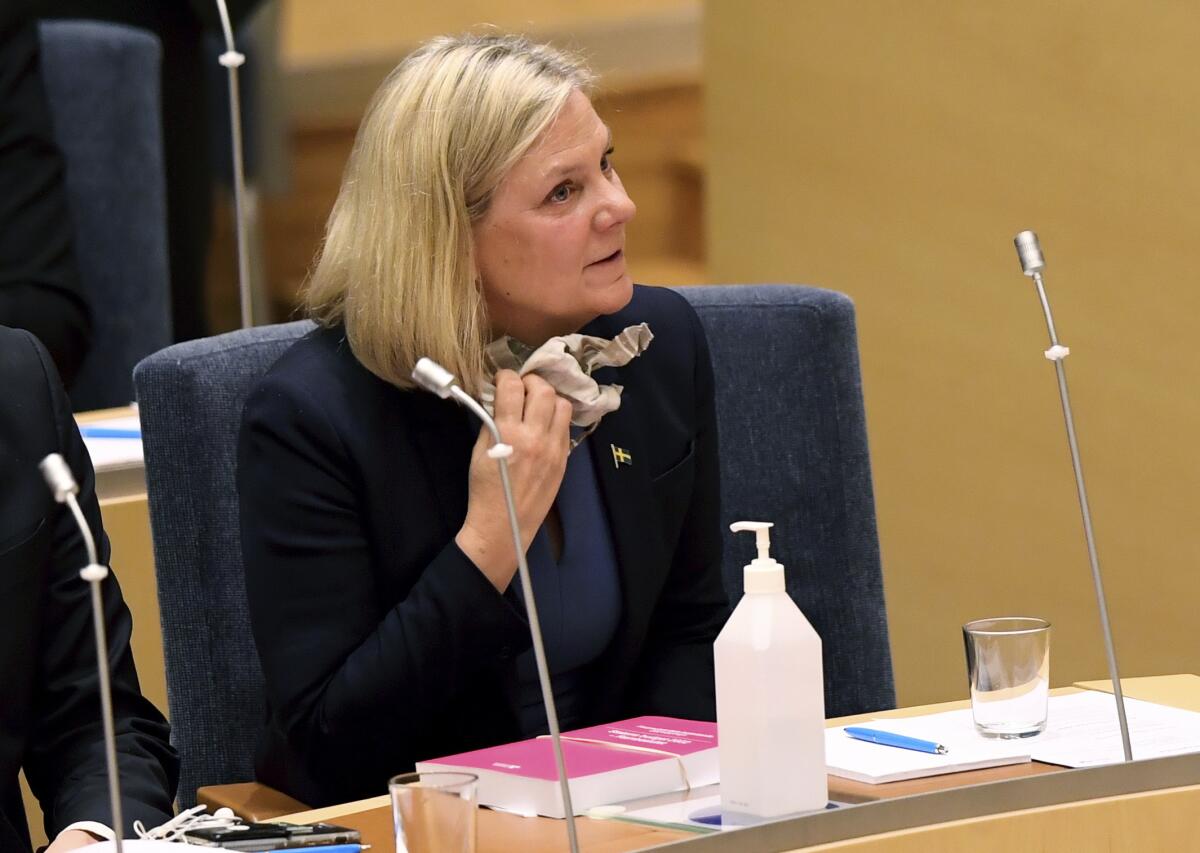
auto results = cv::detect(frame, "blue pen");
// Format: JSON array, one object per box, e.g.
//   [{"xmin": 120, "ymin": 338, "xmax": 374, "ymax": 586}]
[
  {"xmin": 79, "ymin": 426, "xmax": 141, "ymax": 439},
  {"xmin": 844, "ymin": 726, "xmax": 948, "ymax": 755}
]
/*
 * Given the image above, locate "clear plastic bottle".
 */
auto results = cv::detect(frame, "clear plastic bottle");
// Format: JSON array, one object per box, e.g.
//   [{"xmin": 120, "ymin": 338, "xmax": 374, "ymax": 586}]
[{"xmin": 714, "ymin": 521, "xmax": 828, "ymax": 824}]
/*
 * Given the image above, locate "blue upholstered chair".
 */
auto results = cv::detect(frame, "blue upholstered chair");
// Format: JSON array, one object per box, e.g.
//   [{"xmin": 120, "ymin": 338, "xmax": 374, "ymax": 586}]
[
  {"xmin": 133, "ymin": 284, "xmax": 893, "ymax": 807},
  {"xmin": 135, "ymin": 321, "xmax": 315, "ymax": 809},
  {"xmin": 39, "ymin": 21, "xmax": 172, "ymax": 411},
  {"xmin": 680, "ymin": 285, "xmax": 894, "ymax": 717}
]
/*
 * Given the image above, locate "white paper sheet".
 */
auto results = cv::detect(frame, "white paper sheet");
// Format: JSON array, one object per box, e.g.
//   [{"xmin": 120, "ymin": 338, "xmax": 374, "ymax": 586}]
[
  {"xmin": 868, "ymin": 691, "xmax": 1200, "ymax": 769},
  {"xmin": 610, "ymin": 793, "xmax": 837, "ymax": 832},
  {"xmin": 1025, "ymin": 691, "xmax": 1200, "ymax": 767},
  {"xmin": 609, "ymin": 793, "xmax": 727, "ymax": 832},
  {"xmin": 78, "ymin": 414, "xmax": 143, "ymax": 470}
]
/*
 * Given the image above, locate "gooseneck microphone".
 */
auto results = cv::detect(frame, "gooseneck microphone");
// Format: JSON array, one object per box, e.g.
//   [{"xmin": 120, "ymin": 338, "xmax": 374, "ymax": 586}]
[
  {"xmin": 1011, "ymin": 230, "xmax": 1133, "ymax": 762},
  {"xmin": 412, "ymin": 359, "xmax": 580, "ymax": 853},
  {"xmin": 39, "ymin": 454, "xmax": 125, "ymax": 852},
  {"xmin": 214, "ymin": 0, "xmax": 253, "ymax": 328}
]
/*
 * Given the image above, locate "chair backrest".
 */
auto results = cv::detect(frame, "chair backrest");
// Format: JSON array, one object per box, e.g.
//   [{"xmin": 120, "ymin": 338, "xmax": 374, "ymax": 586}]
[
  {"xmin": 135, "ymin": 284, "xmax": 893, "ymax": 803},
  {"xmin": 39, "ymin": 21, "xmax": 172, "ymax": 411},
  {"xmin": 678, "ymin": 285, "xmax": 895, "ymax": 717},
  {"xmin": 134, "ymin": 320, "xmax": 316, "ymax": 807}
]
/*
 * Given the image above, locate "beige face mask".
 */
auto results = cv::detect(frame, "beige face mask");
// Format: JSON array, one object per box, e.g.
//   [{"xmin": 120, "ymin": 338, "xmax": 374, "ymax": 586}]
[{"xmin": 481, "ymin": 323, "xmax": 654, "ymax": 447}]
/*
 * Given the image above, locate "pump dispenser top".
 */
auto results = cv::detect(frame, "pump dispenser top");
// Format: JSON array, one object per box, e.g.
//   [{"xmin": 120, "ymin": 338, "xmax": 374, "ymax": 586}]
[{"xmin": 730, "ymin": 521, "xmax": 785, "ymax": 594}]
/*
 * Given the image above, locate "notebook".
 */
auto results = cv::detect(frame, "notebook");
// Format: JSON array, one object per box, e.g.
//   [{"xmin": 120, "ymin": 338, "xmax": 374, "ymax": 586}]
[{"xmin": 825, "ymin": 711, "xmax": 1031, "ymax": 784}]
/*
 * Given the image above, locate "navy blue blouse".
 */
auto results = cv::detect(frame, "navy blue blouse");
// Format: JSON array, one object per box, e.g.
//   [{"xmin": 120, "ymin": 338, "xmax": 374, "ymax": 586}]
[{"xmin": 511, "ymin": 437, "xmax": 622, "ymax": 735}]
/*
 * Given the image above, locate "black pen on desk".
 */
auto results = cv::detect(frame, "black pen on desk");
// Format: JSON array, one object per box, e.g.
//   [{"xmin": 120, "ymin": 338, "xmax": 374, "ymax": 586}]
[{"xmin": 844, "ymin": 726, "xmax": 948, "ymax": 755}]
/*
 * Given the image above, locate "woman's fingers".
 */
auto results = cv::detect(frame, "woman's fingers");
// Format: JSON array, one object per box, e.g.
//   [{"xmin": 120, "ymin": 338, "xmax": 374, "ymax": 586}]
[
  {"xmin": 550, "ymin": 396, "xmax": 573, "ymax": 445},
  {"xmin": 520, "ymin": 373, "xmax": 559, "ymax": 431},
  {"xmin": 493, "ymin": 371, "xmax": 566, "ymax": 435},
  {"xmin": 492, "ymin": 369, "xmax": 525, "ymax": 424}
]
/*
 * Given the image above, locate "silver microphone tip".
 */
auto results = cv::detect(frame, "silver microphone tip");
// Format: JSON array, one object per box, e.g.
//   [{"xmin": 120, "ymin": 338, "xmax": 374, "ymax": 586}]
[
  {"xmin": 1014, "ymin": 230, "xmax": 1045, "ymax": 277},
  {"xmin": 39, "ymin": 453, "xmax": 79, "ymax": 502},
  {"xmin": 411, "ymin": 357, "xmax": 458, "ymax": 399}
]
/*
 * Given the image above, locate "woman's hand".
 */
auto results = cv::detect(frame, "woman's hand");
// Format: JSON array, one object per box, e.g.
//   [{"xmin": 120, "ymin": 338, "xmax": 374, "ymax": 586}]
[{"xmin": 456, "ymin": 370, "xmax": 572, "ymax": 590}]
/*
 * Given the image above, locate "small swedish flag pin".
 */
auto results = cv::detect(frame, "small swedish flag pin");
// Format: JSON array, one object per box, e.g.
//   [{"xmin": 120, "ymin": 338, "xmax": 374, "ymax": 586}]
[{"xmin": 610, "ymin": 444, "xmax": 633, "ymax": 469}]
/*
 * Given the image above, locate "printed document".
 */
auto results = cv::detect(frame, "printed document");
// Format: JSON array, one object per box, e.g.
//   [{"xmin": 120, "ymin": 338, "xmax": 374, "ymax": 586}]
[{"xmin": 861, "ymin": 690, "xmax": 1200, "ymax": 771}]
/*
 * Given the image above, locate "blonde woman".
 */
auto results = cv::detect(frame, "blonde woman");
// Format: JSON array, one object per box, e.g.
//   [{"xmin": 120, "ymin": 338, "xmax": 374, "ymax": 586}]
[{"xmin": 237, "ymin": 33, "xmax": 728, "ymax": 806}]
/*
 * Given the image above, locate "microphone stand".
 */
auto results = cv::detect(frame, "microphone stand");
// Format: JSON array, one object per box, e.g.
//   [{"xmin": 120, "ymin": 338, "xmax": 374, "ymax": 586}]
[
  {"xmin": 39, "ymin": 454, "xmax": 125, "ymax": 852},
  {"xmin": 1012, "ymin": 231, "xmax": 1133, "ymax": 762},
  {"xmin": 214, "ymin": 0, "xmax": 253, "ymax": 328},
  {"xmin": 412, "ymin": 360, "xmax": 580, "ymax": 853}
]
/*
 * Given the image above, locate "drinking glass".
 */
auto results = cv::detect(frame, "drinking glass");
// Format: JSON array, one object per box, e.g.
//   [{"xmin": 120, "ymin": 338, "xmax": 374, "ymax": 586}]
[
  {"xmin": 963, "ymin": 617, "xmax": 1051, "ymax": 738},
  {"xmin": 389, "ymin": 771, "xmax": 478, "ymax": 853}
]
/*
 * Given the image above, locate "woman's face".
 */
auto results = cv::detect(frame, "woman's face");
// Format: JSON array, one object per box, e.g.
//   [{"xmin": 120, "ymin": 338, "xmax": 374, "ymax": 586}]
[{"xmin": 474, "ymin": 90, "xmax": 637, "ymax": 345}]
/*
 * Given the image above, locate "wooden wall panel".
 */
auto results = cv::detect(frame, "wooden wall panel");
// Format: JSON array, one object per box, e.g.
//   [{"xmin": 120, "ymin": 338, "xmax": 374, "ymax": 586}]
[
  {"xmin": 280, "ymin": 0, "xmax": 697, "ymax": 67},
  {"xmin": 706, "ymin": 1, "xmax": 1200, "ymax": 706}
]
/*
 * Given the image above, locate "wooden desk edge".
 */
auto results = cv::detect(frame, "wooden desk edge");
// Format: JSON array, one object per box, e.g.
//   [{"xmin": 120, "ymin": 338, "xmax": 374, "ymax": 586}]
[{"xmin": 75, "ymin": 405, "xmax": 138, "ymax": 423}]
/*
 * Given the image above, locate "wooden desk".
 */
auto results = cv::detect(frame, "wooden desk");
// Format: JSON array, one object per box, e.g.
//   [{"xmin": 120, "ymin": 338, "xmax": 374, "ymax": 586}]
[{"xmin": 285, "ymin": 675, "xmax": 1200, "ymax": 852}]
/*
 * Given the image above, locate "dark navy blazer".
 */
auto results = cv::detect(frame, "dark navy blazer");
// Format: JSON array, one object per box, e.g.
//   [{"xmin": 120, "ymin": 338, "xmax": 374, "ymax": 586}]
[{"xmin": 237, "ymin": 285, "xmax": 729, "ymax": 806}]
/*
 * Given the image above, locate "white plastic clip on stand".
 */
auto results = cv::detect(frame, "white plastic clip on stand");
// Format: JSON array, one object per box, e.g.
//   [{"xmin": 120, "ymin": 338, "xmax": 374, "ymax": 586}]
[
  {"xmin": 411, "ymin": 358, "xmax": 580, "ymax": 853},
  {"xmin": 39, "ymin": 454, "xmax": 125, "ymax": 853},
  {"xmin": 1012, "ymin": 230, "xmax": 1132, "ymax": 762}
]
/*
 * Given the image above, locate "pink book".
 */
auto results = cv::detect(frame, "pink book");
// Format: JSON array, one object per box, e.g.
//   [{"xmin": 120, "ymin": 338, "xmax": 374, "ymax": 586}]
[{"xmin": 414, "ymin": 717, "xmax": 719, "ymax": 818}]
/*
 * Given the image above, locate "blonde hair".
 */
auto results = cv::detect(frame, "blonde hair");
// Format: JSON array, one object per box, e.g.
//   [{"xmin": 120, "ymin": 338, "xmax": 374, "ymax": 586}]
[{"xmin": 304, "ymin": 34, "xmax": 595, "ymax": 395}]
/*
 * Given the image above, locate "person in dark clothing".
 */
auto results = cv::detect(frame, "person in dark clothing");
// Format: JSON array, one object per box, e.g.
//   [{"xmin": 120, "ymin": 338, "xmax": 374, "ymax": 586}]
[
  {"xmin": 40, "ymin": 0, "xmax": 263, "ymax": 342},
  {"xmin": 0, "ymin": 0, "xmax": 92, "ymax": 385},
  {"xmin": 0, "ymin": 325, "xmax": 179, "ymax": 852}
]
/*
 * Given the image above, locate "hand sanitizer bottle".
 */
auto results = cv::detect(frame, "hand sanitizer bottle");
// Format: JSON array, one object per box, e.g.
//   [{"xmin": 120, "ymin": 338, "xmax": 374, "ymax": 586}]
[{"xmin": 714, "ymin": 521, "xmax": 828, "ymax": 824}]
